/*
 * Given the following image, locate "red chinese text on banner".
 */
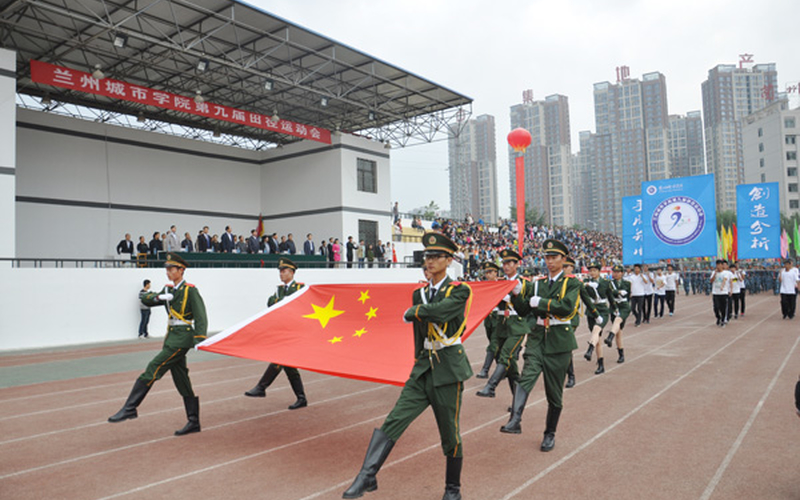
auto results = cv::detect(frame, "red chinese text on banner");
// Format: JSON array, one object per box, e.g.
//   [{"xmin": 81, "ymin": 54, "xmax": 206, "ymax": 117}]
[{"xmin": 29, "ymin": 59, "xmax": 332, "ymax": 145}]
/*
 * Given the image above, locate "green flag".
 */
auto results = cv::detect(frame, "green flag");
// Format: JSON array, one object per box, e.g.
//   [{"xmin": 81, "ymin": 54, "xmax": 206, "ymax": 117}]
[{"xmin": 794, "ymin": 220, "xmax": 800, "ymax": 255}]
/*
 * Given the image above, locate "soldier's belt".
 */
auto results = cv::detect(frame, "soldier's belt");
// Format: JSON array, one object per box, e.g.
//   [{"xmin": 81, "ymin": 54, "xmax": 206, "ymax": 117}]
[
  {"xmin": 424, "ymin": 338, "xmax": 461, "ymax": 351},
  {"xmin": 169, "ymin": 318, "xmax": 192, "ymax": 327},
  {"xmin": 537, "ymin": 317, "xmax": 571, "ymax": 326},
  {"xmin": 594, "ymin": 299, "xmax": 609, "ymax": 305}
]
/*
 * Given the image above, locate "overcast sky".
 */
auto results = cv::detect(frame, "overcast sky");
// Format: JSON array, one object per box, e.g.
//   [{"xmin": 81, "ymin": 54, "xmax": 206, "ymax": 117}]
[{"xmin": 251, "ymin": 0, "xmax": 799, "ymax": 217}]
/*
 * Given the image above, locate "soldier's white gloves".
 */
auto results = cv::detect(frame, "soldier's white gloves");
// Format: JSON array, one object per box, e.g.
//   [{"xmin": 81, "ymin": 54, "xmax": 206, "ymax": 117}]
[
  {"xmin": 512, "ymin": 281, "xmax": 522, "ymax": 295},
  {"xmin": 587, "ymin": 282, "xmax": 599, "ymax": 289},
  {"xmin": 619, "ymin": 290, "xmax": 628, "ymax": 297},
  {"xmin": 502, "ymin": 294, "xmax": 511, "ymax": 303},
  {"xmin": 157, "ymin": 293, "xmax": 174, "ymax": 301},
  {"xmin": 529, "ymin": 296, "xmax": 541, "ymax": 308},
  {"xmin": 596, "ymin": 315, "xmax": 603, "ymax": 324}
]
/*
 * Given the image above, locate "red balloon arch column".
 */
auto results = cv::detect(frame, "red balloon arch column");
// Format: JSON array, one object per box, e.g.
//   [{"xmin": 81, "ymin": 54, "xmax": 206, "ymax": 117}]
[{"xmin": 507, "ymin": 128, "xmax": 532, "ymax": 255}]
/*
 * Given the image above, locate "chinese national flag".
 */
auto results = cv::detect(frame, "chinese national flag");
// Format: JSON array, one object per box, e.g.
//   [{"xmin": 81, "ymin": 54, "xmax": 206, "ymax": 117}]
[
  {"xmin": 198, "ymin": 281, "xmax": 516, "ymax": 385},
  {"xmin": 256, "ymin": 214, "xmax": 264, "ymax": 238}
]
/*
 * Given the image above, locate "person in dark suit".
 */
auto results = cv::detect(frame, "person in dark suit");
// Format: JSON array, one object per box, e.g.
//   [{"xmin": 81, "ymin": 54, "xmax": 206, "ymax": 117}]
[
  {"xmin": 148, "ymin": 232, "xmax": 163, "ymax": 256},
  {"xmin": 197, "ymin": 226, "xmax": 211, "ymax": 252},
  {"xmin": 181, "ymin": 232, "xmax": 194, "ymax": 252},
  {"xmin": 267, "ymin": 233, "xmax": 279, "ymax": 254},
  {"xmin": 375, "ymin": 239, "xmax": 386, "ymax": 268},
  {"xmin": 327, "ymin": 238, "xmax": 334, "ymax": 268},
  {"xmin": 136, "ymin": 236, "xmax": 149, "ymax": 255},
  {"xmin": 247, "ymin": 230, "xmax": 261, "ymax": 254},
  {"xmin": 343, "ymin": 233, "xmax": 471, "ymax": 500},
  {"xmin": 221, "ymin": 226, "xmax": 235, "ymax": 253},
  {"xmin": 346, "ymin": 236, "xmax": 357, "ymax": 269},
  {"xmin": 286, "ymin": 233, "xmax": 297, "ymax": 255},
  {"xmin": 116, "ymin": 234, "xmax": 134, "ymax": 256},
  {"xmin": 303, "ymin": 233, "xmax": 315, "ymax": 256}
]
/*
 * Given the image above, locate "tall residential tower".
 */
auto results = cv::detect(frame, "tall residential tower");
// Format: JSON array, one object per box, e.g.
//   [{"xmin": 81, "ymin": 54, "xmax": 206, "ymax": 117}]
[{"xmin": 448, "ymin": 114, "xmax": 498, "ymax": 223}]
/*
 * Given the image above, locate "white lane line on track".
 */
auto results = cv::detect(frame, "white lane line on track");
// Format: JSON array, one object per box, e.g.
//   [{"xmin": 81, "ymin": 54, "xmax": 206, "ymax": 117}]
[
  {"xmin": 499, "ymin": 300, "xmax": 774, "ymax": 500},
  {"xmin": 699, "ymin": 329, "xmax": 800, "ymax": 500}
]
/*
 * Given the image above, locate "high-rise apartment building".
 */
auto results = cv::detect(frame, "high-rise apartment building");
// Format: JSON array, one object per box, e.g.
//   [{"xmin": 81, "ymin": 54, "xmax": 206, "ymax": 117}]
[
  {"xmin": 448, "ymin": 114, "xmax": 498, "ymax": 223},
  {"xmin": 571, "ymin": 131, "xmax": 598, "ymax": 230},
  {"xmin": 509, "ymin": 92, "xmax": 572, "ymax": 226},
  {"xmin": 742, "ymin": 99, "xmax": 800, "ymax": 216},
  {"xmin": 701, "ymin": 62, "xmax": 778, "ymax": 212},
  {"xmin": 668, "ymin": 111, "xmax": 705, "ymax": 178},
  {"xmin": 592, "ymin": 70, "xmax": 670, "ymax": 234}
]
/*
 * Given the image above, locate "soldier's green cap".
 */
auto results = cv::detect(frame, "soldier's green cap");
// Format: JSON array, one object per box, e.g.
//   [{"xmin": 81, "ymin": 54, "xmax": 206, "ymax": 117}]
[
  {"xmin": 499, "ymin": 248, "xmax": 522, "ymax": 262},
  {"xmin": 612, "ymin": 265, "xmax": 624, "ymax": 273},
  {"xmin": 564, "ymin": 256, "xmax": 576, "ymax": 267},
  {"xmin": 165, "ymin": 253, "xmax": 188, "ymax": 269},
  {"xmin": 588, "ymin": 262, "xmax": 602, "ymax": 270},
  {"xmin": 278, "ymin": 257, "xmax": 297, "ymax": 271},
  {"xmin": 423, "ymin": 232, "xmax": 458, "ymax": 256},
  {"xmin": 542, "ymin": 239, "xmax": 569, "ymax": 256},
  {"xmin": 482, "ymin": 261, "xmax": 501, "ymax": 272}
]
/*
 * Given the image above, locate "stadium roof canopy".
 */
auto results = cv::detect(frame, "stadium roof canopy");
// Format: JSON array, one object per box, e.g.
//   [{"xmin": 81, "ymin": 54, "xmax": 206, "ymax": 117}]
[{"xmin": 0, "ymin": 0, "xmax": 472, "ymax": 148}]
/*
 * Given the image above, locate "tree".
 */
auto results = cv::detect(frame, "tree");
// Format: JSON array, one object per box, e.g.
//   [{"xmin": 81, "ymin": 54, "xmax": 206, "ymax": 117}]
[
  {"xmin": 716, "ymin": 210, "xmax": 736, "ymax": 230},
  {"xmin": 422, "ymin": 200, "xmax": 439, "ymax": 219},
  {"xmin": 509, "ymin": 202, "xmax": 547, "ymax": 226}
]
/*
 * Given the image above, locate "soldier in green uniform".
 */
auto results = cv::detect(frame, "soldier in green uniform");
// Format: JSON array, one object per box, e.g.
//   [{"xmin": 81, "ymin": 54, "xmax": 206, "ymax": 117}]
[
  {"xmin": 500, "ymin": 239, "xmax": 579, "ymax": 453},
  {"xmin": 108, "ymin": 253, "xmax": 207, "ymax": 436},
  {"xmin": 476, "ymin": 261, "xmax": 501, "ymax": 379},
  {"xmin": 243, "ymin": 258, "xmax": 308, "ymax": 410},
  {"xmin": 605, "ymin": 265, "xmax": 631, "ymax": 364},
  {"xmin": 343, "ymin": 233, "xmax": 472, "ymax": 500},
  {"xmin": 476, "ymin": 249, "xmax": 528, "ymax": 399},
  {"xmin": 562, "ymin": 256, "xmax": 599, "ymax": 388},
  {"xmin": 583, "ymin": 262, "xmax": 616, "ymax": 375}
]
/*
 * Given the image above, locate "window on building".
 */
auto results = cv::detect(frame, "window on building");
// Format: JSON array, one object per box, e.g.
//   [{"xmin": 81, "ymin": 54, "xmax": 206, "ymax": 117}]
[
  {"xmin": 758, "ymin": 143, "xmax": 764, "ymax": 152},
  {"xmin": 789, "ymin": 183, "xmax": 798, "ymax": 193},
  {"xmin": 788, "ymin": 151, "xmax": 798, "ymax": 161},
  {"xmin": 758, "ymin": 127, "xmax": 763, "ymax": 137},
  {"xmin": 760, "ymin": 158, "xmax": 765, "ymax": 168},
  {"xmin": 786, "ymin": 117, "xmax": 796, "ymax": 129},
  {"xmin": 787, "ymin": 135, "xmax": 797, "ymax": 145},
  {"xmin": 761, "ymin": 174, "xmax": 766, "ymax": 183},
  {"xmin": 357, "ymin": 158, "xmax": 377, "ymax": 193},
  {"xmin": 358, "ymin": 220, "xmax": 378, "ymax": 247},
  {"xmin": 791, "ymin": 200, "xmax": 799, "ymax": 209},
  {"xmin": 788, "ymin": 167, "xmax": 797, "ymax": 177}
]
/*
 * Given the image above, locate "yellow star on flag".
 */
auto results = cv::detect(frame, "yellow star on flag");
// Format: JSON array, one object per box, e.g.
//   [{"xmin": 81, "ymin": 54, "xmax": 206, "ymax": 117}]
[
  {"xmin": 303, "ymin": 296, "xmax": 345, "ymax": 328},
  {"xmin": 365, "ymin": 307, "xmax": 378, "ymax": 321},
  {"xmin": 328, "ymin": 336, "xmax": 343, "ymax": 344},
  {"xmin": 357, "ymin": 290, "xmax": 371, "ymax": 304},
  {"xmin": 353, "ymin": 327, "xmax": 367, "ymax": 338}
]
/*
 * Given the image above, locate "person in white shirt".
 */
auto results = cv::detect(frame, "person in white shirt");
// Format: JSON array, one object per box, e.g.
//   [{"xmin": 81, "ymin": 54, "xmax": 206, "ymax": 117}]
[
  {"xmin": 642, "ymin": 264, "xmax": 654, "ymax": 324},
  {"xmin": 653, "ymin": 268, "xmax": 667, "ymax": 318},
  {"xmin": 779, "ymin": 259, "xmax": 800, "ymax": 319},
  {"xmin": 627, "ymin": 264, "xmax": 646, "ymax": 326},
  {"xmin": 664, "ymin": 264, "xmax": 679, "ymax": 316},
  {"xmin": 737, "ymin": 267, "xmax": 747, "ymax": 317},
  {"xmin": 729, "ymin": 263, "xmax": 743, "ymax": 320},
  {"xmin": 710, "ymin": 259, "xmax": 733, "ymax": 327}
]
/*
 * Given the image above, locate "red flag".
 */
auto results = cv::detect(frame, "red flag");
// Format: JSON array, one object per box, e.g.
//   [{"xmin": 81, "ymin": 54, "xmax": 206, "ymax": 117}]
[
  {"xmin": 256, "ymin": 213, "xmax": 264, "ymax": 238},
  {"xmin": 198, "ymin": 281, "xmax": 516, "ymax": 385}
]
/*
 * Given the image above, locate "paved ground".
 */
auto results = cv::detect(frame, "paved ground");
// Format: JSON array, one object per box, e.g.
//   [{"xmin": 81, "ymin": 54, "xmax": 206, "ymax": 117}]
[{"xmin": 1, "ymin": 292, "xmax": 799, "ymax": 500}]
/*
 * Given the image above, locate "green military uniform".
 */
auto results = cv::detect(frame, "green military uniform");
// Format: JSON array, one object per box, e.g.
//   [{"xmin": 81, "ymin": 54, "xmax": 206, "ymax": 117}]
[
  {"xmin": 477, "ymin": 261, "xmax": 501, "ymax": 379},
  {"xmin": 564, "ymin": 256, "xmax": 598, "ymax": 388},
  {"xmin": 500, "ymin": 239, "xmax": 579, "ymax": 453},
  {"xmin": 244, "ymin": 258, "xmax": 308, "ymax": 410},
  {"xmin": 344, "ymin": 232, "xmax": 469, "ymax": 500},
  {"xmin": 108, "ymin": 253, "xmax": 206, "ymax": 436},
  {"xmin": 477, "ymin": 249, "xmax": 528, "ymax": 398},
  {"xmin": 610, "ymin": 274, "xmax": 632, "ymax": 324},
  {"xmin": 585, "ymin": 276, "xmax": 614, "ymax": 331}
]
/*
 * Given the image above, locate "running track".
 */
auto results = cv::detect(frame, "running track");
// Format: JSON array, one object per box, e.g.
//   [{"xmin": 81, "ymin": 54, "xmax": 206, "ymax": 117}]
[{"xmin": 1, "ymin": 293, "xmax": 798, "ymax": 500}]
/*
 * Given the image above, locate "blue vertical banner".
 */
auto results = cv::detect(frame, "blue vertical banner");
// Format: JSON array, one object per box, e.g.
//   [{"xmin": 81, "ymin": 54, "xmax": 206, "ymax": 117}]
[
  {"xmin": 622, "ymin": 195, "xmax": 643, "ymax": 265},
  {"xmin": 642, "ymin": 174, "xmax": 717, "ymax": 260},
  {"xmin": 736, "ymin": 182, "xmax": 780, "ymax": 259}
]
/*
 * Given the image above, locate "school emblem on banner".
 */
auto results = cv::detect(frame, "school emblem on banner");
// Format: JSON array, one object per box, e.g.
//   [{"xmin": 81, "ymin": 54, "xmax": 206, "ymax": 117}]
[{"xmin": 651, "ymin": 196, "xmax": 706, "ymax": 246}]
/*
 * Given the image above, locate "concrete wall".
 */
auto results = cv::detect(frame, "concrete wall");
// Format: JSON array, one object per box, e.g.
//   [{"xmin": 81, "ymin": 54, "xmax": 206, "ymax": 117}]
[
  {"xmin": 15, "ymin": 109, "xmax": 392, "ymax": 259},
  {"xmin": 0, "ymin": 267, "xmax": 426, "ymax": 352},
  {"xmin": 0, "ymin": 49, "xmax": 16, "ymax": 260}
]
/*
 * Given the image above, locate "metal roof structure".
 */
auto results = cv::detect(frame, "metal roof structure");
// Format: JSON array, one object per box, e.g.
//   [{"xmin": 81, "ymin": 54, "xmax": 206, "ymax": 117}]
[{"xmin": 0, "ymin": 0, "xmax": 472, "ymax": 148}]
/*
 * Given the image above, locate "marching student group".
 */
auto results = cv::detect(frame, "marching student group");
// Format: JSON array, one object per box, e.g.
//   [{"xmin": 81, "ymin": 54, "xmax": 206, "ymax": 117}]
[{"xmin": 106, "ymin": 233, "xmax": 768, "ymax": 500}]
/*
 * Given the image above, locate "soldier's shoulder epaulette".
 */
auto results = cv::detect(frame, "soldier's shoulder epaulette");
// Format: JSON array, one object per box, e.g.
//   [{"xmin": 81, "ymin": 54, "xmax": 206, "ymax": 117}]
[
  {"xmin": 533, "ymin": 276, "xmax": 547, "ymax": 281},
  {"xmin": 185, "ymin": 283, "xmax": 196, "ymax": 288},
  {"xmin": 296, "ymin": 282, "xmax": 305, "ymax": 287},
  {"xmin": 565, "ymin": 274, "xmax": 577, "ymax": 278},
  {"xmin": 450, "ymin": 281, "xmax": 462, "ymax": 286}
]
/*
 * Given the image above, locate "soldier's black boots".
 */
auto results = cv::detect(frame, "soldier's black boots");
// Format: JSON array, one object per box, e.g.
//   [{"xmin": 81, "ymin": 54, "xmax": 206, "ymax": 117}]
[
  {"xmin": 476, "ymin": 364, "xmax": 507, "ymax": 398},
  {"xmin": 342, "ymin": 428, "xmax": 395, "ymax": 499},
  {"xmin": 565, "ymin": 360, "xmax": 575, "ymax": 388},
  {"xmin": 288, "ymin": 377, "xmax": 308, "ymax": 410},
  {"xmin": 617, "ymin": 348, "xmax": 625, "ymax": 364},
  {"xmin": 108, "ymin": 379, "xmax": 150, "ymax": 423},
  {"xmin": 475, "ymin": 351, "xmax": 494, "ymax": 379},
  {"xmin": 500, "ymin": 384, "xmax": 529, "ymax": 434},
  {"xmin": 604, "ymin": 331, "xmax": 616, "ymax": 347},
  {"xmin": 174, "ymin": 396, "xmax": 201, "ymax": 436},
  {"xmin": 540, "ymin": 406, "xmax": 562, "ymax": 452},
  {"xmin": 583, "ymin": 343, "xmax": 594, "ymax": 361},
  {"xmin": 595, "ymin": 358, "xmax": 605, "ymax": 375},
  {"xmin": 244, "ymin": 364, "xmax": 280, "ymax": 397},
  {"xmin": 442, "ymin": 456, "xmax": 462, "ymax": 500}
]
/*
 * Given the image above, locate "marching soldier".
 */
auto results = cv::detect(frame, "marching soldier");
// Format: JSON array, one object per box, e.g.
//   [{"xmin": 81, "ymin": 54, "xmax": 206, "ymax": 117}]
[
  {"xmin": 244, "ymin": 257, "xmax": 308, "ymax": 410},
  {"xmin": 563, "ymin": 256, "xmax": 599, "ymax": 388},
  {"xmin": 108, "ymin": 253, "xmax": 207, "ymax": 436},
  {"xmin": 582, "ymin": 262, "xmax": 615, "ymax": 375},
  {"xmin": 343, "ymin": 233, "xmax": 472, "ymax": 500},
  {"xmin": 476, "ymin": 249, "xmax": 528, "ymax": 400},
  {"xmin": 605, "ymin": 265, "xmax": 632, "ymax": 364},
  {"xmin": 500, "ymin": 239, "xmax": 579, "ymax": 453},
  {"xmin": 476, "ymin": 261, "xmax": 501, "ymax": 379}
]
